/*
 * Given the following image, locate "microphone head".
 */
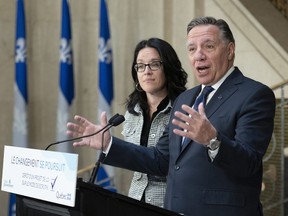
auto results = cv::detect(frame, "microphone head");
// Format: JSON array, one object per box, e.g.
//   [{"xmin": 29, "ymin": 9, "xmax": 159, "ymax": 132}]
[
  {"xmin": 108, "ymin": 113, "xmax": 120, "ymax": 125},
  {"xmin": 111, "ymin": 115, "xmax": 125, "ymax": 126}
]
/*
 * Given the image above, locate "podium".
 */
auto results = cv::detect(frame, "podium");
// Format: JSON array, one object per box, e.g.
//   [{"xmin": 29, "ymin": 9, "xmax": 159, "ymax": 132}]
[{"xmin": 16, "ymin": 178, "xmax": 180, "ymax": 216}]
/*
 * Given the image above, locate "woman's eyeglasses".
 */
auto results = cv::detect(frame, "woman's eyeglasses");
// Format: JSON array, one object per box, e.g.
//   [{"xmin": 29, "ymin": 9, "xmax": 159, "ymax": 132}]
[{"xmin": 134, "ymin": 61, "xmax": 163, "ymax": 73}]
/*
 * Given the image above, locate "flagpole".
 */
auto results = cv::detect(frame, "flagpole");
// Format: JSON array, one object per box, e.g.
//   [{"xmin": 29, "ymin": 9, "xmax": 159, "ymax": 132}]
[
  {"xmin": 96, "ymin": 0, "xmax": 116, "ymax": 192},
  {"xmin": 56, "ymin": 0, "xmax": 75, "ymax": 152},
  {"xmin": 9, "ymin": 0, "xmax": 28, "ymax": 215}
]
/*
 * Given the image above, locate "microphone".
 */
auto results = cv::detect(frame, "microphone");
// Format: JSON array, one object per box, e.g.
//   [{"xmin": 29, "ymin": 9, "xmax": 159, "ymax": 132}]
[
  {"xmin": 88, "ymin": 114, "xmax": 125, "ymax": 183},
  {"xmin": 45, "ymin": 113, "xmax": 124, "ymax": 151}
]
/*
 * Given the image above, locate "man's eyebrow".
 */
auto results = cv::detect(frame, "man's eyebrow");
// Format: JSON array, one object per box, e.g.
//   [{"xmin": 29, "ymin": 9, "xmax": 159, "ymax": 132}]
[{"xmin": 187, "ymin": 39, "xmax": 215, "ymax": 47}]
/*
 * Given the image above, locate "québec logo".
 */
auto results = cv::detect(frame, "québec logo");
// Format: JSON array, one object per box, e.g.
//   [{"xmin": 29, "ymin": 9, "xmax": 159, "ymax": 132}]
[{"xmin": 4, "ymin": 179, "xmax": 13, "ymax": 188}]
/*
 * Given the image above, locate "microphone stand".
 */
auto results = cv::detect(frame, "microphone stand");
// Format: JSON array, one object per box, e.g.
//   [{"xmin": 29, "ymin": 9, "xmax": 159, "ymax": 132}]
[
  {"xmin": 88, "ymin": 125, "xmax": 112, "ymax": 183},
  {"xmin": 88, "ymin": 114, "xmax": 125, "ymax": 183}
]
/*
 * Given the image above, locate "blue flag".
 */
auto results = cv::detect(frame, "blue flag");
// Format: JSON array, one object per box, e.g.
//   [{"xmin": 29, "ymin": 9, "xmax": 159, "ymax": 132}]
[
  {"xmin": 97, "ymin": 0, "xmax": 116, "ymax": 192},
  {"xmin": 56, "ymin": 0, "xmax": 74, "ymax": 152},
  {"xmin": 98, "ymin": 0, "xmax": 113, "ymax": 116},
  {"xmin": 9, "ymin": 0, "xmax": 28, "ymax": 215}
]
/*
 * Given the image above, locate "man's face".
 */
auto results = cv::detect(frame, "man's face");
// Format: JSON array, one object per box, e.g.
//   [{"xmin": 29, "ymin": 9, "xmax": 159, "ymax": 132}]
[{"xmin": 187, "ymin": 24, "xmax": 235, "ymax": 86}]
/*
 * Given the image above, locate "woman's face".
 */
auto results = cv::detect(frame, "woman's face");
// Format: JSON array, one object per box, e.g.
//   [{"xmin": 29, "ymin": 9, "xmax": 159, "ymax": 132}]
[{"xmin": 136, "ymin": 47, "xmax": 167, "ymax": 97}]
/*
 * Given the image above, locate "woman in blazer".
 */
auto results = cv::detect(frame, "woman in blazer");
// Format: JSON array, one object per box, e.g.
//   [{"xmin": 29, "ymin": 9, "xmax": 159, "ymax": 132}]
[{"xmin": 122, "ymin": 38, "xmax": 187, "ymax": 207}]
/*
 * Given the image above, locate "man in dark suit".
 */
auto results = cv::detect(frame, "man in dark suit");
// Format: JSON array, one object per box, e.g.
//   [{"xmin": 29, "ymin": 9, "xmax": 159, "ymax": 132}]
[{"xmin": 67, "ymin": 17, "xmax": 275, "ymax": 216}]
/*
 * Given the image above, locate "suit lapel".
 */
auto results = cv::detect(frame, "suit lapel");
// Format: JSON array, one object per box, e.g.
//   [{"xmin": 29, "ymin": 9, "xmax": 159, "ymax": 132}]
[{"xmin": 205, "ymin": 68, "xmax": 243, "ymax": 117}]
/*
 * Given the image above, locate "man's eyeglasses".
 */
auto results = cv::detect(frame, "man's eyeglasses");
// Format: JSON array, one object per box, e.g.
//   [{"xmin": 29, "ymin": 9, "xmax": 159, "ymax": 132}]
[{"xmin": 134, "ymin": 61, "xmax": 163, "ymax": 73}]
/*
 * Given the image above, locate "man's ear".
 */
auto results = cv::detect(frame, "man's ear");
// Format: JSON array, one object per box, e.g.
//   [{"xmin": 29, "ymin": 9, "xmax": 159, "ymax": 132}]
[{"xmin": 228, "ymin": 42, "xmax": 235, "ymax": 61}]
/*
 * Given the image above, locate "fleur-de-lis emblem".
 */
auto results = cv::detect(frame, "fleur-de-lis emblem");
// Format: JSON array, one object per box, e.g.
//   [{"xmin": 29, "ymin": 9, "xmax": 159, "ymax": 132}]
[
  {"xmin": 60, "ymin": 38, "xmax": 73, "ymax": 64},
  {"xmin": 15, "ymin": 38, "xmax": 27, "ymax": 63},
  {"xmin": 98, "ymin": 37, "xmax": 112, "ymax": 64}
]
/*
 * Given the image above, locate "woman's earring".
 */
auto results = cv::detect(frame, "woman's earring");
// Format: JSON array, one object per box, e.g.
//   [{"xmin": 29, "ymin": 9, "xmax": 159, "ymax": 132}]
[{"xmin": 136, "ymin": 83, "xmax": 143, "ymax": 92}]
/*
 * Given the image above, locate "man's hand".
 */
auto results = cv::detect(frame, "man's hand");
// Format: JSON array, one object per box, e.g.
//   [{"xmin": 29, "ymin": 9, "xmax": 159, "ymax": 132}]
[
  {"xmin": 66, "ymin": 112, "xmax": 111, "ymax": 150},
  {"xmin": 172, "ymin": 103, "xmax": 217, "ymax": 145}
]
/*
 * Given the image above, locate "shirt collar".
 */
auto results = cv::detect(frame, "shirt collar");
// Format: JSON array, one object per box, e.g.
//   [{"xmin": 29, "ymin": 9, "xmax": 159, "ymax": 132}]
[{"xmin": 201, "ymin": 66, "xmax": 235, "ymax": 91}]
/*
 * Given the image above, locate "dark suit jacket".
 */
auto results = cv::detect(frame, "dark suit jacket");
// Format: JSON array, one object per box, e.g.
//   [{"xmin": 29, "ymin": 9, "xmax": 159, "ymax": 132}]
[{"xmin": 105, "ymin": 68, "xmax": 276, "ymax": 216}]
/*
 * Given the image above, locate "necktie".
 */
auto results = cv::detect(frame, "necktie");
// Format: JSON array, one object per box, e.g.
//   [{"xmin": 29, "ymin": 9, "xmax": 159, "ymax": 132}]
[
  {"xmin": 181, "ymin": 86, "xmax": 214, "ymax": 149},
  {"xmin": 193, "ymin": 86, "xmax": 214, "ymax": 112}
]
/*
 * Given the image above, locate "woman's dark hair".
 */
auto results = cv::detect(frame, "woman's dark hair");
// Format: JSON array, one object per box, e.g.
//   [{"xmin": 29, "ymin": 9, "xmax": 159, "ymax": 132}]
[{"xmin": 126, "ymin": 38, "xmax": 188, "ymax": 115}]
